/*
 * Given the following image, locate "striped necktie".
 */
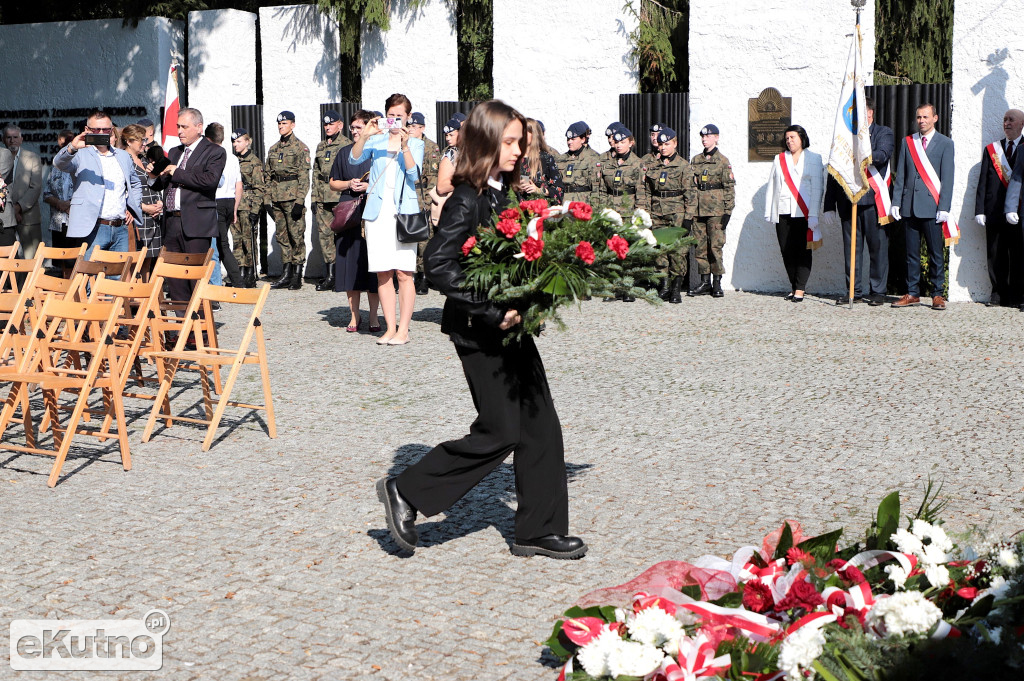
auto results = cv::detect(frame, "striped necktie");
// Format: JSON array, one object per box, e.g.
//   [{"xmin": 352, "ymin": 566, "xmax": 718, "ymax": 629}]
[{"xmin": 165, "ymin": 146, "xmax": 192, "ymax": 211}]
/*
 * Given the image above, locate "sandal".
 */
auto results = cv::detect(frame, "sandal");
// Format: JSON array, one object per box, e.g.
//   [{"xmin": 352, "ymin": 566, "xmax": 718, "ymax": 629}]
[{"xmin": 346, "ymin": 319, "xmax": 362, "ymax": 333}]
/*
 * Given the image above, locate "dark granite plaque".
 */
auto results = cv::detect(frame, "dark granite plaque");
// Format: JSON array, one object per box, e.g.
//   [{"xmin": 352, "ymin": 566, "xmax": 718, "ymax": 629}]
[{"xmin": 748, "ymin": 87, "xmax": 792, "ymax": 162}]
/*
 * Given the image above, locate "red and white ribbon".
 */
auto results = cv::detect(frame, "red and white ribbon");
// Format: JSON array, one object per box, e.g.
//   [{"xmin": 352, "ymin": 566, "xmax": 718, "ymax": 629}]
[
  {"xmin": 906, "ymin": 134, "xmax": 960, "ymax": 245},
  {"xmin": 779, "ymin": 152, "xmax": 822, "ymax": 249},
  {"xmin": 678, "ymin": 601, "xmax": 782, "ymax": 640},
  {"xmin": 657, "ymin": 633, "xmax": 731, "ymax": 681},
  {"xmin": 987, "ymin": 141, "xmax": 1011, "ymax": 189},
  {"xmin": 866, "ymin": 165, "xmax": 893, "ymax": 225},
  {"xmin": 844, "ymin": 549, "xmax": 918, "ymax": 574}
]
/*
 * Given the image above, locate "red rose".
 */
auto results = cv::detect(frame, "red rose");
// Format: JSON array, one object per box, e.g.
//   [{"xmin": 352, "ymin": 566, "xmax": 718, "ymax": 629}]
[
  {"xmin": 521, "ymin": 236, "xmax": 544, "ymax": 261},
  {"xmin": 606, "ymin": 235, "xmax": 629, "ymax": 259},
  {"xmin": 776, "ymin": 578, "xmax": 824, "ymax": 612},
  {"xmin": 499, "ymin": 208, "xmax": 521, "ymax": 221},
  {"xmin": 787, "ymin": 547, "xmax": 815, "ymax": 566},
  {"xmin": 461, "ymin": 235, "xmax": 477, "ymax": 256},
  {"xmin": 569, "ymin": 201, "xmax": 593, "ymax": 221},
  {"xmin": 742, "ymin": 581, "xmax": 775, "ymax": 614},
  {"xmin": 496, "ymin": 218, "xmax": 521, "ymax": 238},
  {"xmin": 575, "ymin": 240, "xmax": 595, "ymax": 264}
]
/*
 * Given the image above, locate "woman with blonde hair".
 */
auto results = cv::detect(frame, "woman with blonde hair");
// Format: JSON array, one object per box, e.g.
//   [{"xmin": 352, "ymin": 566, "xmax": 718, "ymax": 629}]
[
  {"xmin": 117, "ymin": 123, "xmax": 161, "ymax": 263},
  {"xmin": 520, "ymin": 118, "xmax": 564, "ymax": 202}
]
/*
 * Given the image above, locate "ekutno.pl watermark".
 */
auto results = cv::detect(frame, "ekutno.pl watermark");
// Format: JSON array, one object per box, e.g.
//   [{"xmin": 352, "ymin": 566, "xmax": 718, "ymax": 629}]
[{"xmin": 9, "ymin": 610, "xmax": 170, "ymax": 671}]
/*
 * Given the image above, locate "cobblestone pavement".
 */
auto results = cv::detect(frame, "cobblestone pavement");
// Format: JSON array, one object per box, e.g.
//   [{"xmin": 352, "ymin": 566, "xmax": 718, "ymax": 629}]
[{"xmin": 3, "ymin": 287, "xmax": 1023, "ymax": 680}]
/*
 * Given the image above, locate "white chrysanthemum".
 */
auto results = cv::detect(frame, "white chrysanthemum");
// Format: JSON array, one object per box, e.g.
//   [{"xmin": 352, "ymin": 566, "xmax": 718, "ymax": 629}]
[
  {"xmin": 635, "ymin": 227, "xmax": 657, "ymax": 246},
  {"xmin": 924, "ymin": 563, "xmax": 950, "ymax": 588},
  {"xmin": 866, "ymin": 591, "xmax": 943, "ymax": 638},
  {"xmin": 885, "ymin": 564, "xmax": 909, "ymax": 590},
  {"xmin": 631, "ymin": 208, "xmax": 652, "ymax": 228},
  {"xmin": 576, "ymin": 627, "xmax": 621, "ymax": 678},
  {"xmin": 974, "ymin": 575, "xmax": 1014, "ymax": 605},
  {"xmin": 778, "ymin": 624, "xmax": 826, "ymax": 679},
  {"xmin": 997, "ymin": 548, "xmax": 1020, "ymax": 569},
  {"xmin": 912, "ymin": 520, "xmax": 953, "ymax": 552},
  {"xmin": 600, "ymin": 208, "xmax": 623, "ymax": 226},
  {"xmin": 893, "ymin": 528, "xmax": 924, "ymax": 556},
  {"xmin": 923, "ymin": 543, "xmax": 948, "ymax": 566},
  {"xmin": 605, "ymin": 640, "xmax": 664, "ymax": 678},
  {"xmin": 626, "ymin": 606, "xmax": 685, "ymax": 655}
]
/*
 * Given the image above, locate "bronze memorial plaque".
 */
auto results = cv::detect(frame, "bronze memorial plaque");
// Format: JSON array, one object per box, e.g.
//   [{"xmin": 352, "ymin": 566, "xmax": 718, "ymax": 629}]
[{"xmin": 748, "ymin": 87, "xmax": 792, "ymax": 162}]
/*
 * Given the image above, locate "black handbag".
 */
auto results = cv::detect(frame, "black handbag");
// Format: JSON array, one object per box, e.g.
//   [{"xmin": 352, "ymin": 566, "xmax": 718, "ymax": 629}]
[{"xmin": 396, "ymin": 165, "xmax": 430, "ymax": 243}]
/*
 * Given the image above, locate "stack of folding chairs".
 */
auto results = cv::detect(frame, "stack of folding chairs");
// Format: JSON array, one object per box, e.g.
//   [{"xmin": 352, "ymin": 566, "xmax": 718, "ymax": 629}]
[{"xmin": 0, "ymin": 244, "xmax": 276, "ymax": 487}]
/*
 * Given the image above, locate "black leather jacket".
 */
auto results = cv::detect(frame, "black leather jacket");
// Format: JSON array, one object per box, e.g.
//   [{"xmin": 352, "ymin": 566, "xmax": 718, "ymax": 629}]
[{"xmin": 424, "ymin": 181, "xmax": 513, "ymax": 351}]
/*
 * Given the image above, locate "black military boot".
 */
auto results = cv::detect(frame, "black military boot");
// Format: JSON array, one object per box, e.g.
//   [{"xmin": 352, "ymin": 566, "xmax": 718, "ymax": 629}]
[
  {"xmin": 688, "ymin": 273, "xmax": 712, "ymax": 297},
  {"xmin": 270, "ymin": 263, "xmax": 293, "ymax": 290},
  {"xmin": 658, "ymin": 276, "xmax": 672, "ymax": 301},
  {"xmin": 669, "ymin": 276, "xmax": 683, "ymax": 304},
  {"xmin": 415, "ymin": 272, "xmax": 428, "ymax": 295},
  {"xmin": 711, "ymin": 275, "xmax": 724, "ymax": 298},
  {"xmin": 316, "ymin": 264, "xmax": 335, "ymax": 291},
  {"xmin": 288, "ymin": 264, "xmax": 303, "ymax": 290},
  {"xmin": 244, "ymin": 266, "xmax": 257, "ymax": 288}
]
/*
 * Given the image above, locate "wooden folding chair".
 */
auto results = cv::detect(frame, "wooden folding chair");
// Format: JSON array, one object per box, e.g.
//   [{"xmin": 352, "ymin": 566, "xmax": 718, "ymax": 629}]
[
  {"xmin": 0, "ymin": 295, "xmax": 130, "ymax": 487},
  {"xmin": 0, "ymin": 254, "xmax": 42, "ymax": 295},
  {"xmin": 89, "ymin": 248, "xmax": 147, "ymax": 280},
  {"xmin": 0, "ymin": 244, "xmax": 20, "ymax": 258},
  {"xmin": 142, "ymin": 281, "xmax": 276, "ymax": 451},
  {"xmin": 36, "ymin": 244, "xmax": 87, "ymax": 277}
]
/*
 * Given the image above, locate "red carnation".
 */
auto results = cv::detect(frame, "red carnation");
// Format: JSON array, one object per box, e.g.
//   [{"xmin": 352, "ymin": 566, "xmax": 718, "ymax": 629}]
[
  {"xmin": 607, "ymin": 235, "xmax": 629, "ymax": 259},
  {"xmin": 461, "ymin": 235, "xmax": 477, "ymax": 256},
  {"xmin": 575, "ymin": 240, "xmax": 596, "ymax": 265},
  {"xmin": 787, "ymin": 547, "xmax": 815, "ymax": 566},
  {"xmin": 742, "ymin": 581, "xmax": 775, "ymax": 614},
  {"xmin": 569, "ymin": 201, "xmax": 593, "ymax": 221},
  {"xmin": 825, "ymin": 591, "xmax": 847, "ymax": 613},
  {"xmin": 496, "ymin": 218, "xmax": 521, "ymax": 238},
  {"xmin": 521, "ymin": 237, "xmax": 544, "ymax": 261},
  {"xmin": 837, "ymin": 607, "xmax": 867, "ymax": 630},
  {"xmin": 776, "ymin": 578, "xmax": 824, "ymax": 612},
  {"xmin": 827, "ymin": 559, "xmax": 867, "ymax": 585},
  {"xmin": 499, "ymin": 208, "xmax": 521, "ymax": 221},
  {"xmin": 519, "ymin": 199, "xmax": 548, "ymax": 215}
]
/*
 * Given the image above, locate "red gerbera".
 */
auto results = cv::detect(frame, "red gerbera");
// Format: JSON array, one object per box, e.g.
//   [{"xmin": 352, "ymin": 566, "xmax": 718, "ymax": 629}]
[
  {"xmin": 575, "ymin": 240, "xmax": 595, "ymax": 265},
  {"xmin": 607, "ymin": 235, "xmax": 629, "ymax": 259},
  {"xmin": 461, "ymin": 235, "xmax": 477, "ymax": 256},
  {"xmin": 521, "ymin": 236, "xmax": 544, "ymax": 261},
  {"xmin": 787, "ymin": 547, "xmax": 815, "ymax": 566},
  {"xmin": 776, "ymin": 578, "xmax": 824, "ymax": 611},
  {"xmin": 569, "ymin": 201, "xmax": 593, "ymax": 221},
  {"xmin": 496, "ymin": 218, "xmax": 521, "ymax": 238},
  {"xmin": 742, "ymin": 581, "xmax": 775, "ymax": 614}
]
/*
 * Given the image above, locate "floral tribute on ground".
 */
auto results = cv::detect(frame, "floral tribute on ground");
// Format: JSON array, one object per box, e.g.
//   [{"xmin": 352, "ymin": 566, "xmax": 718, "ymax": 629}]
[
  {"xmin": 545, "ymin": 484, "xmax": 1024, "ymax": 680},
  {"xmin": 460, "ymin": 197, "xmax": 683, "ymax": 341}
]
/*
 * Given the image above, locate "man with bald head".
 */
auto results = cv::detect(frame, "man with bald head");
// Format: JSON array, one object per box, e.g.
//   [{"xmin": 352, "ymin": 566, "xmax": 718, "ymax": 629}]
[{"xmin": 977, "ymin": 109, "xmax": 1024, "ymax": 306}]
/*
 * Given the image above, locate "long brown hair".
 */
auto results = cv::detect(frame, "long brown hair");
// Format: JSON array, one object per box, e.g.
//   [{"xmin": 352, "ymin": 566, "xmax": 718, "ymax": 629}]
[
  {"xmin": 452, "ymin": 100, "xmax": 526, "ymax": 193},
  {"xmin": 524, "ymin": 118, "xmax": 550, "ymax": 181}
]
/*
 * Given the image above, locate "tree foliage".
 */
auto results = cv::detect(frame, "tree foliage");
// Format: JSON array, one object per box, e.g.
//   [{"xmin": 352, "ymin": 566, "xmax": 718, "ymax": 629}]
[
  {"xmin": 623, "ymin": 0, "xmax": 687, "ymax": 93},
  {"xmin": 455, "ymin": 0, "xmax": 493, "ymax": 101},
  {"xmin": 875, "ymin": 0, "xmax": 953, "ymax": 84}
]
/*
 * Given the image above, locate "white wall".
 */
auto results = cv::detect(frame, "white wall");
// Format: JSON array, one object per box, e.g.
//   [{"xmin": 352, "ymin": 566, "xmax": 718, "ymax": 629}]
[
  {"xmin": 492, "ymin": 0, "xmax": 638, "ymax": 154},
  {"xmin": 259, "ymin": 4, "xmax": 341, "ymax": 277},
  {"xmin": 187, "ymin": 9, "xmax": 258, "ymax": 135},
  {"xmin": 948, "ymin": 0, "xmax": 1024, "ymax": 302},
  {"xmin": 689, "ymin": 1, "xmax": 875, "ymax": 294},
  {"xmin": 361, "ymin": 0, "xmax": 457, "ymax": 141}
]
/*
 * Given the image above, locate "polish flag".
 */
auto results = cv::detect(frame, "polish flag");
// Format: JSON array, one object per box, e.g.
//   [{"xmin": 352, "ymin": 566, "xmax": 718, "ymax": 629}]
[{"xmin": 161, "ymin": 64, "xmax": 180, "ymax": 149}]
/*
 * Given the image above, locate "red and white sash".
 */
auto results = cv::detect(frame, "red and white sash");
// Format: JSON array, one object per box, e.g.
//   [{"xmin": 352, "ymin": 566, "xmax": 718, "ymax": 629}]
[
  {"xmin": 986, "ymin": 141, "xmax": 1012, "ymax": 188},
  {"xmin": 866, "ymin": 165, "xmax": 893, "ymax": 225},
  {"xmin": 906, "ymin": 134, "xmax": 960, "ymax": 245},
  {"xmin": 779, "ymin": 152, "xmax": 822, "ymax": 250}
]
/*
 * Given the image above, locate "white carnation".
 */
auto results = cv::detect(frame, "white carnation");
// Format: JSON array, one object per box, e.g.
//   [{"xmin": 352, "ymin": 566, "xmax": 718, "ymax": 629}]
[
  {"xmin": 599, "ymin": 208, "xmax": 623, "ymax": 226},
  {"xmin": 626, "ymin": 606, "xmax": 684, "ymax": 655},
  {"xmin": 778, "ymin": 624, "xmax": 826, "ymax": 679},
  {"xmin": 923, "ymin": 563, "xmax": 950, "ymax": 588},
  {"xmin": 605, "ymin": 640, "xmax": 664, "ymax": 678},
  {"xmin": 631, "ymin": 208, "xmax": 653, "ymax": 228},
  {"xmin": 975, "ymin": 575, "xmax": 1013, "ymax": 605},
  {"xmin": 912, "ymin": 520, "xmax": 953, "ymax": 553},
  {"xmin": 576, "ymin": 627, "xmax": 622, "ymax": 678},
  {"xmin": 885, "ymin": 564, "xmax": 909, "ymax": 590},
  {"xmin": 866, "ymin": 591, "xmax": 943, "ymax": 638},
  {"xmin": 997, "ymin": 548, "xmax": 1020, "ymax": 569},
  {"xmin": 893, "ymin": 528, "xmax": 924, "ymax": 556},
  {"xmin": 923, "ymin": 543, "xmax": 949, "ymax": 566},
  {"xmin": 635, "ymin": 227, "xmax": 657, "ymax": 246}
]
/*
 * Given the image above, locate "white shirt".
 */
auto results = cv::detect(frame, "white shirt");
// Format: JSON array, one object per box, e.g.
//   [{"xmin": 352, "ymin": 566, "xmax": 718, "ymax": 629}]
[
  {"xmin": 97, "ymin": 151, "xmax": 127, "ymax": 220},
  {"xmin": 215, "ymin": 150, "xmax": 241, "ymax": 200},
  {"xmin": 921, "ymin": 129, "xmax": 936, "ymax": 146}
]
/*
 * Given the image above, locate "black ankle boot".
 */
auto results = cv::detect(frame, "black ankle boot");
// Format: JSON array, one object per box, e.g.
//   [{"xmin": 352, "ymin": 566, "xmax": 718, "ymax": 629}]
[
  {"xmin": 712, "ymin": 275, "xmax": 724, "ymax": 298},
  {"xmin": 669, "ymin": 276, "xmax": 683, "ymax": 303},
  {"xmin": 658, "ymin": 276, "xmax": 671, "ymax": 301},
  {"xmin": 688, "ymin": 273, "xmax": 712, "ymax": 297},
  {"xmin": 270, "ymin": 264, "xmax": 293, "ymax": 290},
  {"xmin": 243, "ymin": 266, "xmax": 257, "ymax": 288},
  {"xmin": 414, "ymin": 272, "xmax": 428, "ymax": 295},
  {"xmin": 288, "ymin": 264, "xmax": 303, "ymax": 290},
  {"xmin": 316, "ymin": 264, "xmax": 335, "ymax": 291}
]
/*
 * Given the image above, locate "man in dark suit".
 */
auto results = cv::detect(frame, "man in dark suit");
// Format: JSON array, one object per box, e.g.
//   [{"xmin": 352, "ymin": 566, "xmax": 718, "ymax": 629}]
[
  {"xmin": 974, "ymin": 109, "xmax": 1023, "ymax": 307},
  {"xmin": 890, "ymin": 102, "xmax": 955, "ymax": 310},
  {"xmin": 824, "ymin": 96, "xmax": 895, "ymax": 306},
  {"xmin": 152, "ymin": 107, "xmax": 226, "ymax": 303}
]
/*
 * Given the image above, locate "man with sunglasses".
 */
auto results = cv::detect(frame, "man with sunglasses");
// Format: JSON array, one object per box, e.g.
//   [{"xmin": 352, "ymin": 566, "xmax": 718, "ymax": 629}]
[{"xmin": 52, "ymin": 109, "xmax": 142, "ymax": 255}]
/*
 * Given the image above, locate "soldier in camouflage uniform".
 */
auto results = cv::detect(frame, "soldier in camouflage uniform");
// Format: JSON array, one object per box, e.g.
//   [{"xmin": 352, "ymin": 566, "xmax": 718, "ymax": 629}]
[
  {"xmin": 555, "ymin": 121, "xmax": 601, "ymax": 205},
  {"xmin": 687, "ymin": 124, "xmax": 735, "ymax": 298},
  {"xmin": 266, "ymin": 110, "xmax": 311, "ymax": 290},
  {"xmin": 231, "ymin": 127, "xmax": 270, "ymax": 287},
  {"xmin": 409, "ymin": 111, "xmax": 440, "ymax": 295},
  {"xmin": 312, "ymin": 110, "xmax": 352, "ymax": 291},
  {"xmin": 598, "ymin": 125, "xmax": 648, "ymax": 302},
  {"xmin": 641, "ymin": 122, "xmax": 665, "ymax": 167},
  {"xmin": 642, "ymin": 127, "xmax": 694, "ymax": 303}
]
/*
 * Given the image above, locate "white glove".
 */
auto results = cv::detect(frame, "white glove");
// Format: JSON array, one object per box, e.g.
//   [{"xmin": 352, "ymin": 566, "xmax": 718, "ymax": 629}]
[
  {"xmin": 891, "ymin": 206, "xmax": 901, "ymax": 221},
  {"xmin": 1008, "ymin": 212, "xmax": 1021, "ymax": 225},
  {"xmin": 936, "ymin": 211, "xmax": 950, "ymax": 223},
  {"xmin": 807, "ymin": 216, "xmax": 819, "ymax": 230},
  {"xmin": 976, "ymin": 214, "xmax": 987, "ymax": 227}
]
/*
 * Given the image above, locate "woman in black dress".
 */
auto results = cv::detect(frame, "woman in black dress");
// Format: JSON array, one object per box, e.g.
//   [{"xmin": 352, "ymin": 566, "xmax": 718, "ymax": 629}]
[
  {"xmin": 328, "ymin": 110, "xmax": 380, "ymax": 333},
  {"xmin": 376, "ymin": 100, "xmax": 587, "ymax": 560}
]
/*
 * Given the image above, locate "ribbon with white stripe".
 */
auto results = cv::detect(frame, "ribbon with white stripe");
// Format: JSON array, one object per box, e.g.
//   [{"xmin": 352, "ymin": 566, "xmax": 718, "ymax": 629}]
[
  {"xmin": 986, "ymin": 142, "xmax": 1011, "ymax": 189},
  {"xmin": 906, "ymin": 134, "xmax": 960, "ymax": 245},
  {"xmin": 866, "ymin": 165, "xmax": 893, "ymax": 225}
]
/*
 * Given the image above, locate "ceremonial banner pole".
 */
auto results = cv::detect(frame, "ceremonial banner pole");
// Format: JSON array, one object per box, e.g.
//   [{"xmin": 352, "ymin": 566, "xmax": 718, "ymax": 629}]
[{"xmin": 849, "ymin": 203, "xmax": 857, "ymax": 308}]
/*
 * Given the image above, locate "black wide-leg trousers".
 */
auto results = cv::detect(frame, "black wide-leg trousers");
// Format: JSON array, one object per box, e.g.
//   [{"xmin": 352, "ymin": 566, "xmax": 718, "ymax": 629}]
[{"xmin": 397, "ymin": 335, "xmax": 570, "ymax": 541}]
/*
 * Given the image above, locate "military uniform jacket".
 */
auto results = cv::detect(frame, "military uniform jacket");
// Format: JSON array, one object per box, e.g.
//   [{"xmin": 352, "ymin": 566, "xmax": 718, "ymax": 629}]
[
  {"xmin": 556, "ymin": 146, "xmax": 601, "ymax": 203},
  {"xmin": 689, "ymin": 147, "xmax": 736, "ymax": 217},
  {"xmin": 643, "ymin": 153, "xmax": 695, "ymax": 226},
  {"xmin": 598, "ymin": 150, "xmax": 648, "ymax": 213},
  {"xmin": 419, "ymin": 137, "xmax": 441, "ymax": 210},
  {"xmin": 266, "ymin": 134, "xmax": 311, "ymax": 203},
  {"xmin": 237, "ymin": 151, "xmax": 270, "ymax": 213},
  {"xmin": 312, "ymin": 133, "xmax": 351, "ymax": 204}
]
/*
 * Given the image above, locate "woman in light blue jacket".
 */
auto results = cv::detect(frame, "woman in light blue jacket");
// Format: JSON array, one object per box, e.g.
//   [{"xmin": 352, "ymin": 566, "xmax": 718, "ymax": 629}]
[{"xmin": 350, "ymin": 93, "xmax": 425, "ymax": 345}]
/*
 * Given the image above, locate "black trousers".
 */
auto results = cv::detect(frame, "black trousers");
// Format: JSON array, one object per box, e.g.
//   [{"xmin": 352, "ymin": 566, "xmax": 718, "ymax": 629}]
[
  {"xmin": 904, "ymin": 216, "xmax": 944, "ymax": 297},
  {"xmin": 396, "ymin": 335, "xmax": 569, "ymax": 541},
  {"xmin": 776, "ymin": 214, "xmax": 812, "ymax": 291},
  {"xmin": 986, "ymin": 214, "xmax": 1023, "ymax": 303},
  {"xmin": 215, "ymin": 199, "xmax": 243, "ymax": 284},
  {"xmin": 163, "ymin": 215, "xmax": 212, "ymax": 303},
  {"xmin": 840, "ymin": 203, "xmax": 888, "ymax": 297}
]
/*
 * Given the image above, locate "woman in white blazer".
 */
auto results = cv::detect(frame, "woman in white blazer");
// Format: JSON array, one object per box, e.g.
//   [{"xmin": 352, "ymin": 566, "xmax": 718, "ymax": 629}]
[
  {"xmin": 350, "ymin": 93, "xmax": 425, "ymax": 345},
  {"xmin": 764, "ymin": 125, "xmax": 824, "ymax": 302}
]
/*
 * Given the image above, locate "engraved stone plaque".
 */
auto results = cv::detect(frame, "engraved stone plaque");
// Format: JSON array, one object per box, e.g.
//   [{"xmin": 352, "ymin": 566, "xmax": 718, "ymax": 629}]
[{"xmin": 748, "ymin": 87, "xmax": 792, "ymax": 162}]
